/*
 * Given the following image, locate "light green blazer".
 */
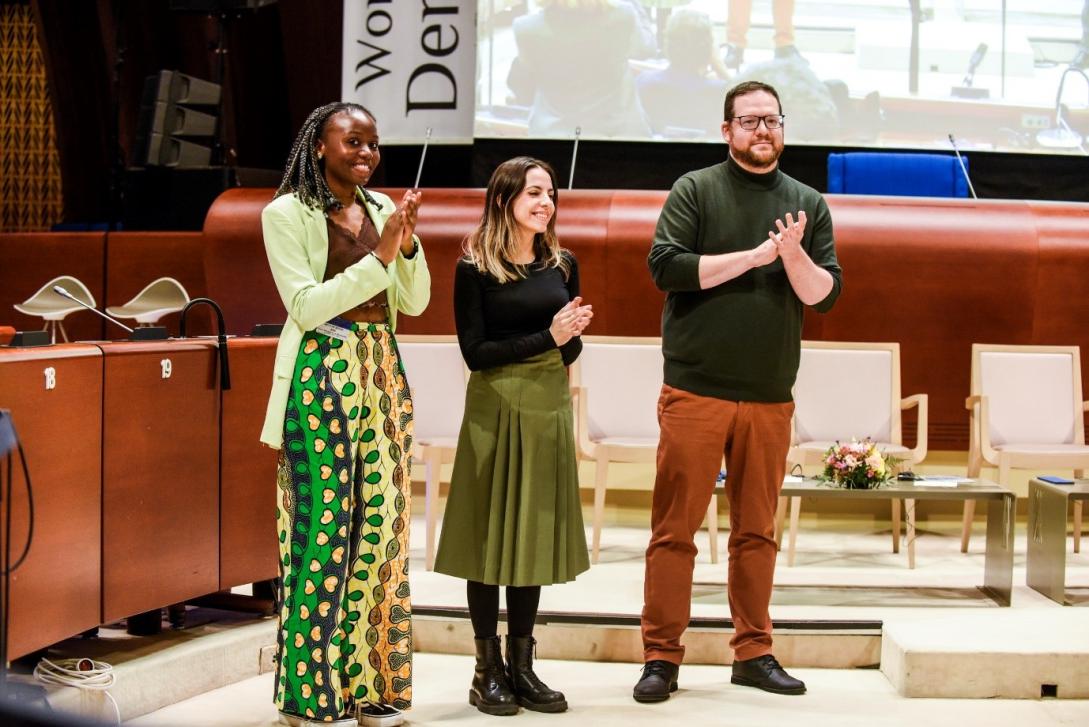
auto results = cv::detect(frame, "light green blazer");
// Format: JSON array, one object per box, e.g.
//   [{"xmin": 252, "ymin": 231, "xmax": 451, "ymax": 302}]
[{"xmin": 259, "ymin": 189, "xmax": 431, "ymax": 448}]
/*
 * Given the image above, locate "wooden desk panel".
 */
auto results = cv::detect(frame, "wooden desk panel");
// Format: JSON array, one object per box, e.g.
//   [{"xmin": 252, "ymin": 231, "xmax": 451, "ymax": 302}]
[
  {"xmin": 0, "ymin": 345, "xmax": 102, "ymax": 659},
  {"xmin": 99, "ymin": 340, "xmax": 220, "ymax": 621},
  {"xmin": 219, "ymin": 337, "xmax": 279, "ymax": 588}
]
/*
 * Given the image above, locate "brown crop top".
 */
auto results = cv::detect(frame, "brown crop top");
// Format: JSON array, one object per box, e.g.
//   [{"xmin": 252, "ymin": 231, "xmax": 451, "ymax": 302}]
[{"xmin": 323, "ymin": 212, "xmax": 389, "ymax": 317}]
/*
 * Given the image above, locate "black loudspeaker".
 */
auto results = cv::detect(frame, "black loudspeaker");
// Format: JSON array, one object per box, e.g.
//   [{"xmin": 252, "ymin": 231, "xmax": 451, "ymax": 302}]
[{"xmin": 133, "ymin": 70, "xmax": 222, "ymax": 168}]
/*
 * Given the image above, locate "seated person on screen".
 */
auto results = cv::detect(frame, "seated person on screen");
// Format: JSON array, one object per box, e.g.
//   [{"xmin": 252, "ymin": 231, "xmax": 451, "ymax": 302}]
[
  {"xmin": 636, "ymin": 8, "xmax": 730, "ymax": 139},
  {"xmin": 507, "ymin": 0, "xmax": 652, "ymax": 138}
]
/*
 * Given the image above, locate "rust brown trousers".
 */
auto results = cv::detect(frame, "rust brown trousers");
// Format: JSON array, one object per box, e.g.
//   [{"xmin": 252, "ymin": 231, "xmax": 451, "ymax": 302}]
[{"xmin": 641, "ymin": 384, "xmax": 793, "ymax": 663}]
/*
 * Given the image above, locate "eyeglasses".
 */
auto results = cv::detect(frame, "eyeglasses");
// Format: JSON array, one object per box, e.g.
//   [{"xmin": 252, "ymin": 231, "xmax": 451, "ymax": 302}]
[{"xmin": 731, "ymin": 114, "xmax": 785, "ymax": 131}]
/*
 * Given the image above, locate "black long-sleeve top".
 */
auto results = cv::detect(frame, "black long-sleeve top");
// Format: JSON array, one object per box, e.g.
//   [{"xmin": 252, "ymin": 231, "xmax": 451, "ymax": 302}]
[{"xmin": 453, "ymin": 253, "xmax": 583, "ymax": 371}]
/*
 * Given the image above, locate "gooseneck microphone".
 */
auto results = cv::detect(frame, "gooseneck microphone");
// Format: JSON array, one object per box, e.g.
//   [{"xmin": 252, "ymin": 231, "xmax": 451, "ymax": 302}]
[
  {"xmin": 179, "ymin": 298, "xmax": 231, "ymax": 391},
  {"xmin": 52, "ymin": 286, "xmax": 135, "ymax": 333},
  {"xmin": 414, "ymin": 126, "xmax": 432, "ymax": 189},
  {"xmin": 947, "ymin": 134, "xmax": 978, "ymax": 199},
  {"xmin": 568, "ymin": 126, "xmax": 581, "ymax": 190}
]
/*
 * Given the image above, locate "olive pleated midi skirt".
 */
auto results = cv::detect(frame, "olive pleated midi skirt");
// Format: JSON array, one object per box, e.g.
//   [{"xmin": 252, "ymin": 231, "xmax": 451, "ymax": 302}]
[{"xmin": 434, "ymin": 349, "xmax": 590, "ymax": 586}]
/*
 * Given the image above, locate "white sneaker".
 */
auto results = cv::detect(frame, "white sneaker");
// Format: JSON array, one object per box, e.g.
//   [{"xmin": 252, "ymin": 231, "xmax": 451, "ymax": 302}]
[{"xmin": 357, "ymin": 703, "xmax": 405, "ymax": 727}]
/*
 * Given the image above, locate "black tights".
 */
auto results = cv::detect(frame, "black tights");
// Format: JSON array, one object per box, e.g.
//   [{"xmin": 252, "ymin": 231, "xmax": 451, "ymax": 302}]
[{"xmin": 466, "ymin": 580, "xmax": 541, "ymax": 639}]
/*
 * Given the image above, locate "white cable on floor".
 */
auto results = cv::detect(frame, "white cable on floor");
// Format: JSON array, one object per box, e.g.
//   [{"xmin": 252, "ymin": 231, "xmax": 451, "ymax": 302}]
[{"xmin": 32, "ymin": 657, "xmax": 121, "ymax": 724}]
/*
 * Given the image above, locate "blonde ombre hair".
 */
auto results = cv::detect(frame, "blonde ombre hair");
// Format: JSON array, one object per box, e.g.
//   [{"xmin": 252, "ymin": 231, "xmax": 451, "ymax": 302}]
[{"xmin": 464, "ymin": 157, "xmax": 570, "ymax": 284}]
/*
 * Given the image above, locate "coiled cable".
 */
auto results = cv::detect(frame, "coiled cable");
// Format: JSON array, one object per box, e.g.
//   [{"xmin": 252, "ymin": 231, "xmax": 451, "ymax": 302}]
[{"xmin": 33, "ymin": 657, "xmax": 120, "ymax": 724}]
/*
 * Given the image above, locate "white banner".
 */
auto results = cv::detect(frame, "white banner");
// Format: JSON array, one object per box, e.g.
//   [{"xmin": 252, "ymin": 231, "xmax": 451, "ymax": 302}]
[{"xmin": 342, "ymin": 0, "xmax": 476, "ymax": 144}]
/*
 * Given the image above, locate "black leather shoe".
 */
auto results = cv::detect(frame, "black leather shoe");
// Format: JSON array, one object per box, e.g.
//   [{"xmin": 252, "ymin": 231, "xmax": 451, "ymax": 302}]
[
  {"xmin": 470, "ymin": 636, "xmax": 519, "ymax": 716},
  {"xmin": 505, "ymin": 635, "xmax": 568, "ymax": 713},
  {"xmin": 731, "ymin": 654, "xmax": 806, "ymax": 695},
  {"xmin": 632, "ymin": 660, "xmax": 679, "ymax": 703}
]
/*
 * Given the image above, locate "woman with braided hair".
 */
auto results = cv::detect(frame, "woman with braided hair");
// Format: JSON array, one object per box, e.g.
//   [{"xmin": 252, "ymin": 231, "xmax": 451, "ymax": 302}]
[{"xmin": 260, "ymin": 101, "xmax": 430, "ymax": 727}]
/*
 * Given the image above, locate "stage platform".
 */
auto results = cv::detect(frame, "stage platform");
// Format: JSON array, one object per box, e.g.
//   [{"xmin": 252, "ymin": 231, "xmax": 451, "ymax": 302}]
[
  {"xmin": 413, "ymin": 517, "xmax": 1088, "ymax": 698},
  {"xmin": 9, "ymin": 516, "xmax": 1088, "ymax": 724}
]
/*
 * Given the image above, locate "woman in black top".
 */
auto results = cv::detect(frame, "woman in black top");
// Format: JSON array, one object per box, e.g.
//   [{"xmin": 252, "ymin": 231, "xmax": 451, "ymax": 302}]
[{"xmin": 434, "ymin": 157, "xmax": 593, "ymax": 716}]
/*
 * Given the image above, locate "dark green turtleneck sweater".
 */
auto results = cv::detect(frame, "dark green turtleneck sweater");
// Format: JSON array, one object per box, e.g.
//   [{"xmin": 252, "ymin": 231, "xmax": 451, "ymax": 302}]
[{"xmin": 647, "ymin": 155, "xmax": 842, "ymax": 402}]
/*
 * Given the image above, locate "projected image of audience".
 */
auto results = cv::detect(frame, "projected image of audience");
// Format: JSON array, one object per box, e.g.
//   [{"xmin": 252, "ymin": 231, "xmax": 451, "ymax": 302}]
[{"xmin": 475, "ymin": 0, "xmax": 1089, "ymax": 154}]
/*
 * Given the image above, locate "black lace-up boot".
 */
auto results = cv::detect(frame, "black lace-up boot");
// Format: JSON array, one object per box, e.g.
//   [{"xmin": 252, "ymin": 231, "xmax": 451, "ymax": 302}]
[
  {"xmin": 470, "ymin": 636, "xmax": 519, "ymax": 716},
  {"xmin": 504, "ymin": 635, "xmax": 568, "ymax": 712}
]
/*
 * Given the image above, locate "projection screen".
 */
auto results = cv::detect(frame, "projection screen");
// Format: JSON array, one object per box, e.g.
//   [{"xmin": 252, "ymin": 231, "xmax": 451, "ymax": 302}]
[{"xmin": 474, "ymin": 0, "xmax": 1089, "ymax": 154}]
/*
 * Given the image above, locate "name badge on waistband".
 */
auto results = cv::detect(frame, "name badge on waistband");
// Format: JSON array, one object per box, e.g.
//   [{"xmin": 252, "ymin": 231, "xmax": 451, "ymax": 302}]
[{"xmin": 315, "ymin": 322, "xmax": 351, "ymax": 341}]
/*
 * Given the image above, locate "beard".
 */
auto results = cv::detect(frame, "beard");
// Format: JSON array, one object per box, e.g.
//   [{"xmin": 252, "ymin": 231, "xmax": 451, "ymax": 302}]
[{"xmin": 731, "ymin": 138, "xmax": 783, "ymax": 171}]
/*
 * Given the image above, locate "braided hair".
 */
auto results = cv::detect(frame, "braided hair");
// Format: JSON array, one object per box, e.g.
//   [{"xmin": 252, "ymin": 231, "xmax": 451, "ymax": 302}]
[{"xmin": 275, "ymin": 101, "xmax": 379, "ymax": 211}]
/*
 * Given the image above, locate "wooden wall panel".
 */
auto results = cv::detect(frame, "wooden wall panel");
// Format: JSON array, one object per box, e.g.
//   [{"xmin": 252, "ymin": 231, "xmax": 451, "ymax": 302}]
[
  {"xmin": 823, "ymin": 196, "xmax": 1041, "ymax": 449},
  {"xmin": 604, "ymin": 191, "xmax": 668, "ymax": 336},
  {"xmin": 388, "ymin": 188, "xmax": 485, "ymax": 335},
  {"xmin": 202, "ymin": 189, "xmax": 279, "ymax": 338},
  {"xmin": 100, "ymin": 340, "xmax": 220, "ymax": 621},
  {"xmin": 104, "ymin": 232, "xmax": 210, "ymax": 338},
  {"xmin": 219, "ymin": 337, "xmax": 279, "ymax": 589},
  {"xmin": 0, "ymin": 345, "xmax": 102, "ymax": 659},
  {"xmin": 0, "ymin": 232, "xmax": 106, "ymax": 341}
]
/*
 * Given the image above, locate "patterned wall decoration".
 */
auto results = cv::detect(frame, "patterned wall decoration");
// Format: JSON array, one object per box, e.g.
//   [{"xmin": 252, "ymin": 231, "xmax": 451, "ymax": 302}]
[{"xmin": 1, "ymin": 3, "xmax": 63, "ymax": 231}]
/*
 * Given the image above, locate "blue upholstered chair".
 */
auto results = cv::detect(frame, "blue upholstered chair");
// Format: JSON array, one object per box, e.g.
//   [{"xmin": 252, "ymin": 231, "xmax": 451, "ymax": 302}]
[{"xmin": 827, "ymin": 152, "xmax": 970, "ymax": 198}]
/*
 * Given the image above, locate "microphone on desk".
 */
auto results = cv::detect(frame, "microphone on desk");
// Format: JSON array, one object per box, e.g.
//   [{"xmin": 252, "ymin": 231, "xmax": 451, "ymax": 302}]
[
  {"xmin": 179, "ymin": 298, "xmax": 231, "ymax": 390},
  {"xmin": 947, "ymin": 134, "xmax": 979, "ymax": 199},
  {"xmin": 951, "ymin": 43, "xmax": 989, "ymax": 99},
  {"xmin": 52, "ymin": 286, "xmax": 134, "ymax": 333},
  {"xmin": 53, "ymin": 286, "xmax": 168, "ymax": 340}
]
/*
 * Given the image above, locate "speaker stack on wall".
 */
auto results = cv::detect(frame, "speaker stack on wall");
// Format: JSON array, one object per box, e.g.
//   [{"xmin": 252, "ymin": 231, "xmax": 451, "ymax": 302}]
[{"xmin": 133, "ymin": 70, "xmax": 222, "ymax": 168}]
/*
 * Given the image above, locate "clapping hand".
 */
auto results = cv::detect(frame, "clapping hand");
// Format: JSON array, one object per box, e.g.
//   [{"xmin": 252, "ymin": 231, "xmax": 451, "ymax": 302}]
[
  {"xmin": 549, "ymin": 296, "xmax": 594, "ymax": 346},
  {"xmin": 749, "ymin": 238, "xmax": 779, "ymax": 268},
  {"xmin": 398, "ymin": 189, "xmax": 421, "ymax": 255},
  {"xmin": 769, "ymin": 211, "xmax": 807, "ymax": 259},
  {"xmin": 374, "ymin": 190, "xmax": 423, "ymax": 266}
]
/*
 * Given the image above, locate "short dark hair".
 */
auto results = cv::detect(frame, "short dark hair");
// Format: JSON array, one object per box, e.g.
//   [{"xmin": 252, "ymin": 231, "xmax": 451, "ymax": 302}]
[{"xmin": 723, "ymin": 81, "xmax": 781, "ymax": 121}]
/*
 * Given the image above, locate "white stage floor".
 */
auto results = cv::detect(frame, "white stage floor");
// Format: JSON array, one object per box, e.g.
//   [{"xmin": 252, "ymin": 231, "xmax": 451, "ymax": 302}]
[
  {"xmin": 19, "ymin": 513, "xmax": 1088, "ymax": 725},
  {"xmin": 128, "ymin": 655, "xmax": 1089, "ymax": 727}
]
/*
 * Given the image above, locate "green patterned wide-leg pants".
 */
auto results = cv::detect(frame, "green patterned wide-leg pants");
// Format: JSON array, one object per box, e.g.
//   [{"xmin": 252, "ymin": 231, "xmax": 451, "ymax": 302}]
[{"xmin": 274, "ymin": 323, "xmax": 413, "ymax": 721}]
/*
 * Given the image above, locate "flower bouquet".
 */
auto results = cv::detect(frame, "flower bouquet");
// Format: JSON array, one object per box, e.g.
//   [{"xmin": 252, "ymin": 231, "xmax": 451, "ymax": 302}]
[{"xmin": 819, "ymin": 438, "xmax": 898, "ymax": 490}]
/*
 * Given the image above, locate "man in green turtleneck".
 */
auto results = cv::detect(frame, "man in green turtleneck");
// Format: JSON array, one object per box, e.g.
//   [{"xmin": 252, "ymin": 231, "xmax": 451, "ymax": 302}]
[{"xmin": 634, "ymin": 81, "xmax": 842, "ymax": 703}]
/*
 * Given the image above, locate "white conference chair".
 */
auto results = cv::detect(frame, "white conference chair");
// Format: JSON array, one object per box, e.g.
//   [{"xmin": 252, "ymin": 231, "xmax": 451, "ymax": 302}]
[
  {"xmin": 962, "ymin": 344, "xmax": 1087, "ymax": 553},
  {"xmin": 13, "ymin": 275, "xmax": 96, "ymax": 343},
  {"xmin": 571, "ymin": 336, "xmax": 720, "ymax": 565},
  {"xmin": 397, "ymin": 335, "xmax": 468, "ymax": 570},
  {"xmin": 787, "ymin": 341, "xmax": 928, "ymax": 566},
  {"xmin": 106, "ymin": 277, "xmax": 190, "ymax": 326}
]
